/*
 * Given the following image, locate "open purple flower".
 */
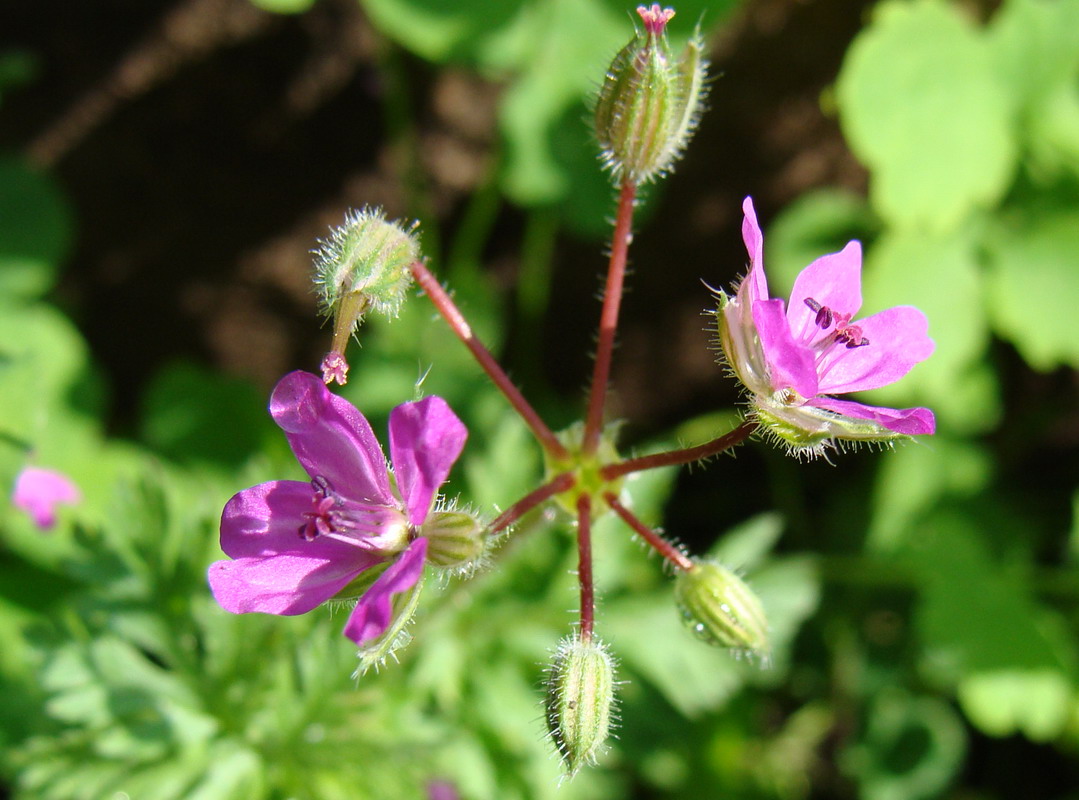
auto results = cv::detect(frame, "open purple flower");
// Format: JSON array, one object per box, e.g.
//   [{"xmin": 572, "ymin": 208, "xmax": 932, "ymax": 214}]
[
  {"xmin": 12, "ymin": 466, "xmax": 81, "ymax": 530},
  {"xmin": 716, "ymin": 197, "xmax": 935, "ymax": 456},
  {"xmin": 208, "ymin": 370, "xmax": 467, "ymax": 648}
]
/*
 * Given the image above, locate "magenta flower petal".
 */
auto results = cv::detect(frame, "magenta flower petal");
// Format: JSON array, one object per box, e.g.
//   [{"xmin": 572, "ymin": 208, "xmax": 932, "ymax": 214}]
[
  {"xmin": 270, "ymin": 371, "xmax": 394, "ymax": 505},
  {"xmin": 343, "ymin": 537, "xmax": 428, "ymax": 645},
  {"xmin": 752, "ymin": 298, "xmax": 819, "ymax": 398},
  {"xmin": 809, "ymin": 396, "xmax": 936, "ymax": 435},
  {"xmin": 816, "ymin": 306, "xmax": 935, "ymax": 395},
  {"xmin": 785, "ymin": 242, "xmax": 863, "ymax": 348},
  {"xmin": 208, "ymin": 550, "xmax": 379, "ymax": 615},
  {"xmin": 12, "ymin": 466, "xmax": 81, "ymax": 530},
  {"xmin": 389, "ymin": 397, "xmax": 468, "ymax": 527},
  {"xmin": 741, "ymin": 197, "xmax": 768, "ymax": 304}
]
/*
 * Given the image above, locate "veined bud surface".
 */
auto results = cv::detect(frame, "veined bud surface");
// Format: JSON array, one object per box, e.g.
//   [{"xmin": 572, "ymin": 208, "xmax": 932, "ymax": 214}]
[
  {"xmin": 594, "ymin": 4, "xmax": 708, "ymax": 185},
  {"xmin": 420, "ymin": 509, "xmax": 487, "ymax": 571},
  {"xmin": 545, "ymin": 635, "xmax": 616, "ymax": 777},
  {"xmin": 674, "ymin": 559, "xmax": 769, "ymax": 656},
  {"xmin": 313, "ymin": 208, "xmax": 420, "ymax": 384}
]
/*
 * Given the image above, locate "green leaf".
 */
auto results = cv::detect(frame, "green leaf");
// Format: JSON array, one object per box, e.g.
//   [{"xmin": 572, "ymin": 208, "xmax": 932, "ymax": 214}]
[
  {"xmin": 707, "ymin": 512, "xmax": 784, "ymax": 572},
  {"xmin": 906, "ymin": 509, "xmax": 1075, "ymax": 684},
  {"xmin": 139, "ymin": 362, "xmax": 273, "ymax": 468},
  {"xmin": 843, "ymin": 689, "xmax": 966, "ymax": 800},
  {"xmin": 247, "ymin": 0, "xmax": 315, "ymax": 13},
  {"xmin": 985, "ymin": 208, "xmax": 1079, "ymax": 370},
  {"xmin": 836, "ymin": 0, "xmax": 1017, "ymax": 230},
  {"xmin": 957, "ymin": 668, "xmax": 1072, "ymax": 741},
  {"xmin": 868, "ymin": 437, "xmax": 992, "ymax": 552},
  {"xmin": 359, "ymin": 0, "xmax": 526, "ymax": 63},
  {"xmin": 0, "ymin": 158, "xmax": 73, "ymax": 298}
]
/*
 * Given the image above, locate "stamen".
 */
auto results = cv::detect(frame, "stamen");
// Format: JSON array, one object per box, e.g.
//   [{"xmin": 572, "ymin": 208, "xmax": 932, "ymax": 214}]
[
  {"xmin": 834, "ymin": 324, "xmax": 869, "ymax": 349},
  {"xmin": 803, "ymin": 297, "xmax": 834, "ymax": 330}
]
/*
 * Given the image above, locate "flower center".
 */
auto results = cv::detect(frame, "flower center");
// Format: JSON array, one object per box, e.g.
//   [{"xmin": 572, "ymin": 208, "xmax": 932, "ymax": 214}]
[
  {"xmin": 803, "ymin": 298, "xmax": 870, "ymax": 350},
  {"xmin": 801, "ymin": 298, "xmax": 870, "ymax": 386},
  {"xmin": 298, "ymin": 476, "xmax": 411, "ymax": 552}
]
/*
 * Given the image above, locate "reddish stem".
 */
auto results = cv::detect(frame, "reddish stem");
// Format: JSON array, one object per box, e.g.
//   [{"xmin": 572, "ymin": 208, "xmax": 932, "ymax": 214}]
[
  {"xmin": 605, "ymin": 493, "xmax": 695, "ymax": 572},
  {"xmin": 583, "ymin": 178, "xmax": 637, "ymax": 455},
  {"xmin": 600, "ymin": 419, "xmax": 758, "ymax": 481},
  {"xmin": 488, "ymin": 471, "xmax": 576, "ymax": 535},
  {"xmin": 577, "ymin": 494, "xmax": 595, "ymax": 643},
  {"xmin": 411, "ymin": 261, "xmax": 570, "ymax": 461}
]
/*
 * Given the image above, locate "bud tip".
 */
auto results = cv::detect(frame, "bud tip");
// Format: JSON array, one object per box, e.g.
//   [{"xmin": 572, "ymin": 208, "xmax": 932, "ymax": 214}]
[{"xmin": 636, "ymin": 4, "xmax": 675, "ymax": 36}]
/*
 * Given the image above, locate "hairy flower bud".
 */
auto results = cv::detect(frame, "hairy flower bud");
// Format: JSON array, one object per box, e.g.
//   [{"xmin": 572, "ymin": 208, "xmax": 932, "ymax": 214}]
[
  {"xmin": 674, "ymin": 560, "xmax": 769, "ymax": 656},
  {"xmin": 545, "ymin": 635, "xmax": 616, "ymax": 776},
  {"xmin": 313, "ymin": 208, "xmax": 421, "ymax": 385},
  {"xmin": 594, "ymin": 4, "xmax": 708, "ymax": 185},
  {"xmin": 420, "ymin": 509, "xmax": 487, "ymax": 571}
]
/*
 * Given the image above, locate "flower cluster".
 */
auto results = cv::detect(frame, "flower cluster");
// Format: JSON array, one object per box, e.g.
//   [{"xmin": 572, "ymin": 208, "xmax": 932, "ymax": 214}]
[{"xmin": 206, "ymin": 6, "xmax": 938, "ymax": 781}]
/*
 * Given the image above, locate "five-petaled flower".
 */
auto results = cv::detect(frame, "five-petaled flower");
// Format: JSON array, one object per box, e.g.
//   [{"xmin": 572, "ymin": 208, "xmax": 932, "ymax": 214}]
[
  {"xmin": 716, "ymin": 197, "xmax": 935, "ymax": 456},
  {"xmin": 12, "ymin": 466, "xmax": 81, "ymax": 530},
  {"xmin": 208, "ymin": 370, "xmax": 467, "ymax": 647}
]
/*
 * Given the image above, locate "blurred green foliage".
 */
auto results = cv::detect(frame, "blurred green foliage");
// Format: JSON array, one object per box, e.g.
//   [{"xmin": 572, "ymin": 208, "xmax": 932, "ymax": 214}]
[{"xmin": 2, "ymin": 0, "xmax": 1078, "ymax": 798}]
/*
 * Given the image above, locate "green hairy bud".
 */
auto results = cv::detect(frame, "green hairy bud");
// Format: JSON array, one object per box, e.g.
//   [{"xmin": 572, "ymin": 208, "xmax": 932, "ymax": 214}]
[
  {"xmin": 594, "ymin": 4, "xmax": 708, "ymax": 185},
  {"xmin": 313, "ymin": 208, "xmax": 421, "ymax": 385},
  {"xmin": 420, "ymin": 509, "xmax": 487, "ymax": 572},
  {"xmin": 545, "ymin": 635, "xmax": 616, "ymax": 777},
  {"xmin": 674, "ymin": 559, "xmax": 769, "ymax": 656}
]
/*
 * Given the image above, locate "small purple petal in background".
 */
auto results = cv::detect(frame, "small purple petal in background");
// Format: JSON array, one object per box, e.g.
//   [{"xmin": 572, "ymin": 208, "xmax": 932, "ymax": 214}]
[
  {"xmin": 12, "ymin": 466, "xmax": 81, "ymax": 530},
  {"xmin": 426, "ymin": 778, "xmax": 460, "ymax": 800}
]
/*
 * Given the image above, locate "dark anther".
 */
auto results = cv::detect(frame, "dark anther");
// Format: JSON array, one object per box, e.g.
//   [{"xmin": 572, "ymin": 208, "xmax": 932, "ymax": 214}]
[
  {"xmin": 835, "ymin": 325, "xmax": 869, "ymax": 349},
  {"xmin": 804, "ymin": 297, "xmax": 833, "ymax": 329}
]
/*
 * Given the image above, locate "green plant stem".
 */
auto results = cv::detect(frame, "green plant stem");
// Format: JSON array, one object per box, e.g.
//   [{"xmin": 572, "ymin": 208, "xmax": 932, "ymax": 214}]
[
  {"xmin": 599, "ymin": 419, "xmax": 758, "ymax": 480},
  {"xmin": 583, "ymin": 178, "xmax": 638, "ymax": 455},
  {"xmin": 411, "ymin": 260, "xmax": 570, "ymax": 460},
  {"xmin": 577, "ymin": 494, "xmax": 595, "ymax": 642},
  {"xmin": 488, "ymin": 471, "xmax": 576, "ymax": 535},
  {"xmin": 605, "ymin": 493, "xmax": 694, "ymax": 572}
]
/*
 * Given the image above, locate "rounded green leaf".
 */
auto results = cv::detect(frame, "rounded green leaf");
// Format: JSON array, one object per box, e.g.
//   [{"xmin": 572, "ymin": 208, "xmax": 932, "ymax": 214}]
[
  {"xmin": 985, "ymin": 209, "xmax": 1079, "ymax": 370},
  {"xmin": 836, "ymin": 0, "xmax": 1017, "ymax": 231}
]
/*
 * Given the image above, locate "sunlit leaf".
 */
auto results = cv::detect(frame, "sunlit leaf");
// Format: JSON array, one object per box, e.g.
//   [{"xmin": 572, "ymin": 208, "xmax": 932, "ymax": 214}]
[{"xmin": 836, "ymin": 0, "xmax": 1017, "ymax": 230}]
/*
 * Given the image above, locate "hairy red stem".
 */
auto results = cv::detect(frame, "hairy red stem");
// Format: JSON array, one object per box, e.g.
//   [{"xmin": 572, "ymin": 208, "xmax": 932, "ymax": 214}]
[
  {"xmin": 577, "ymin": 494, "xmax": 595, "ymax": 642},
  {"xmin": 488, "ymin": 471, "xmax": 576, "ymax": 535},
  {"xmin": 605, "ymin": 493, "xmax": 695, "ymax": 572},
  {"xmin": 583, "ymin": 179, "xmax": 637, "ymax": 455},
  {"xmin": 411, "ymin": 261, "xmax": 570, "ymax": 460},
  {"xmin": 600, "ymin": 420, "xmax": 758, "ymax": 481}
]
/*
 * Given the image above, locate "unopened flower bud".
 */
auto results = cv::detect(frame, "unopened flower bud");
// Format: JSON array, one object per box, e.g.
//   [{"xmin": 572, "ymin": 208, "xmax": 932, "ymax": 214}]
[
  {"xmin": 545, "ymin": 635, "xmax": 616, "ymax": 777},
  {"xmin": 313, "ymin": 208, "xmax": 421, "ymax": 385},
  {"xmin": 420, "ymin": 509, "xmax": 486, "ymax": 570},
  {"xmin": 594, "ymin": 4, "xmax": 708, "ymax": 185},
  {"xmin": 674, "ymin": 560, "xmax": 768, "ymax": 655}
]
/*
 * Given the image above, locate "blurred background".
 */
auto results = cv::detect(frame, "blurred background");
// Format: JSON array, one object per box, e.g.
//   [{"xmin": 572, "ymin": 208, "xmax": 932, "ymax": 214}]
[{"xmin": 1, "ymin": 0, "xmax": 1078, "ymax": 797}]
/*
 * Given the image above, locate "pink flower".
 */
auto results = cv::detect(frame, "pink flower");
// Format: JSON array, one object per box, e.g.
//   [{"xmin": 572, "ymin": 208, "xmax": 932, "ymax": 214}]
[
  {"xmin": 208, "ymin": 371, "xmax": 467, "ymax": 647},
  {"xmin": 12, "ymin": 466, "xmax": 81, "ymax": 530},
  {"xmin": 716, "ymin": 197, "xmax": 935, "ymax": 456}
]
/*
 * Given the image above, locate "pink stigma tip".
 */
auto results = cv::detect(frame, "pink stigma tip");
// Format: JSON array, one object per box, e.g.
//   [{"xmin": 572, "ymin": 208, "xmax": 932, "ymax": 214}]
[
  {"xmin": 637, "ymin": 4, "xmax": 675, "ymax": 35},
  {"xmin": 320, "ymin": 351, "xmax": 350, "ymax": 385}
]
